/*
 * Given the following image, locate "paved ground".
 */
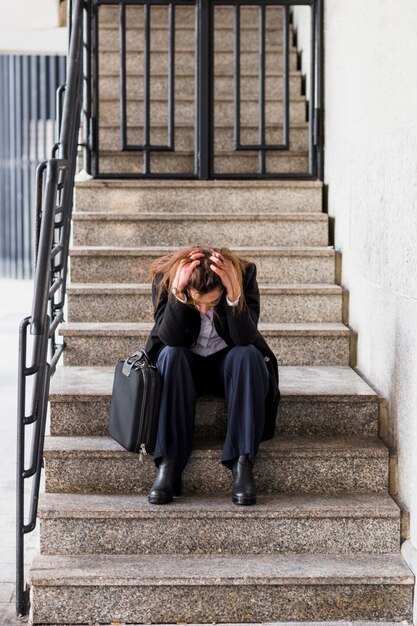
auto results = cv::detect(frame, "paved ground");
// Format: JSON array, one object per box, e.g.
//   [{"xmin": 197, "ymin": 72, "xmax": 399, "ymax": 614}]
[{"xmin": 0, "ymin": 279, "xmax": 40, "ymax": 625}]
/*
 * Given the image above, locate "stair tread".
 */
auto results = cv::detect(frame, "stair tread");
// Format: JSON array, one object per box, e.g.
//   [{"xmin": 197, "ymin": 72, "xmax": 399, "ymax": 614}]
[
  {"xmin": 75, "ymin": 179, "xmax": 323, "ymax": 189},
  {"xmin": 99, "ymin": 95, "xmax": 306, "ymax": 103},
  {"xmin": 70, "ymin": 245, "xmax": 335, "ymax": 256},
  {"xmin": 49, "ymin": 364, "xmax": 376, "ymax": 400},
  {"xmin": 59, "ymin": 321, "xmax": 350, "ymax": 335},
  {"xmin": 28, "ymin": 552, "xmax": 414, "ymax": 585},
  {"xmin": 38, "ymin": 492, "xmax": 399, "ymax": 519},
  {"xmin": 72, "ymin": 211, "xmax": 327, "ymax": 221},
  {"xmin": 67, "ymin": 282, "xmax": 343, "ymax": 294},
  {"xmin": 43, "ymin": 434, "xmax": 387, "ymax": 456}
]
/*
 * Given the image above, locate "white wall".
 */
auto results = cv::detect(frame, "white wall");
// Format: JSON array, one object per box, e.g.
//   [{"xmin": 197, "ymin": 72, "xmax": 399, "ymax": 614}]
[
  {"xmin": 294, "ymin": 0, "xmax": 417, "ymax": 566},
  {"xmin": 0, "ymin": 0, "xmax": 66, "ymax": 54}
]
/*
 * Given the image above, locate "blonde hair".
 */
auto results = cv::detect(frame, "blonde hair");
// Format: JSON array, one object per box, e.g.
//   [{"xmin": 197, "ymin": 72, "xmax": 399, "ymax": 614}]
[{"xmin": 149, "ymin": 245, "xmax": 250, "ymax": 313}]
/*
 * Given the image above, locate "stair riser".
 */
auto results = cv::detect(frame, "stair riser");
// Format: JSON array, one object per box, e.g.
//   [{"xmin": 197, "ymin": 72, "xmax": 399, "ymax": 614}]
[
  {"xmin": 72, "ymin": 217, "xmax": 327, "ymax": 248},
  {"xmin": 96, "ymin": 153, "xmax": 309, "ymax": 175},
  {"xmin": 99, "ymin": 125, "xmax": 309, "ymax": 152},
  {"xmin": 98, "ymin": 50, "xmax": 298, "ymax": 75},
  {"xmin": 99, "ymin": 5, "xmax": 291, "ymax": 29},
  {"xmin": 75, "ymin": 184, "xmax": 322, "ymax": 213},
  {"xmin": 39, "ymin": 516, "xmax": 399, "ymax": 556},
  {"xmin": 100, "ymin": 99, "xmax": 305, "ymax": 125},
  {"xmin": 67, "ymin": 291, "xmax": 342, "ymax": 323},
  {"xmin": 50, "ymin": 397, "xmax": 378, "ymax": 439},
  {"xmin": 30, "ymin": 582, "xmax": 412, "ymax": 624},
  {"xmin": 100, "ymin": 28, "xmax": 290, "ymax": 50},
  {"xmin": 99, "ymin": 75, "xmax": 302, "ymax": 100},
  {"xmin": 44, "ymin": 448, "xmax": 387, "ymax": 495},
  {"xmin": 60, "ymin": 333, "xmax": 350, "ymax": 367},
  {"xmin": 101, "ymin": 40, "xmax": 287, "ymax": 54},
  {"xmin": 69, "ymin": 252, "xmax": 335, "ymax": 284}
]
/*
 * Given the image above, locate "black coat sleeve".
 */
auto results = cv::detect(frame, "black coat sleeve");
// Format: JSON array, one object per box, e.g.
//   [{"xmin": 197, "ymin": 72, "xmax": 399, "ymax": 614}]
[
  {"xmin": 224, "ymin": 262, "xmax": 260, "ymax": 345},
  {"xmin": 151, "ymin": 273, "xmax": 195, "ymax": 346}
]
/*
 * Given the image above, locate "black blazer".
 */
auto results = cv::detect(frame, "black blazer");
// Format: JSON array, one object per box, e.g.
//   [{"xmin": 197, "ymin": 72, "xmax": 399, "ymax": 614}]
[{"xmin": 144, "ymin": 262, "xmax": 280, "ymax": 440}]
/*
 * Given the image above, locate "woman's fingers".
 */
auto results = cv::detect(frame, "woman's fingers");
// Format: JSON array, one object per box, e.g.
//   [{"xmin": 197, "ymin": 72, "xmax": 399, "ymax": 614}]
[{"xmin": 210, "ymin": 263, "xmax": 229, "ymax": 287}]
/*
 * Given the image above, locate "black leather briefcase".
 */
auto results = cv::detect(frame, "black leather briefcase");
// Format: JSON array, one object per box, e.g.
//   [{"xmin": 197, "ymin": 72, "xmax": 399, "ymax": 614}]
[{"xmin": 108, "ymin": 349, "xmax": 161, "ymax": 457}]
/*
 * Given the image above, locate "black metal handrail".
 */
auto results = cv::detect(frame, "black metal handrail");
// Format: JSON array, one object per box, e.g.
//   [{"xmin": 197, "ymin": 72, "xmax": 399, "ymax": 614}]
[{"xmin": 15, "ymin": 0, "xmax": 88, "ymax": 615}]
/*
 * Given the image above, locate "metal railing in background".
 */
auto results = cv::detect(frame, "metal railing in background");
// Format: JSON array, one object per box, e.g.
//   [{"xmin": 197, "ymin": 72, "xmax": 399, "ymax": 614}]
[
  {"xmin": 16, "ymin": 0, "xmax": 88, "ymax": 616},
  {"xmin": 90, "ymin": 0, "xmax": 323, "ymax": 179},
  {"xmin": 0, "ymin": 55, "xmax": 66, "ymax": 278}
]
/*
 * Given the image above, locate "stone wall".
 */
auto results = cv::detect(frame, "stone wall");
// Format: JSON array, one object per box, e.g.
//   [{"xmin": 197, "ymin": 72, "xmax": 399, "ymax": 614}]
[{"xmin": 293, "ymin": 0, "xmax": 417, "ymax": 561}]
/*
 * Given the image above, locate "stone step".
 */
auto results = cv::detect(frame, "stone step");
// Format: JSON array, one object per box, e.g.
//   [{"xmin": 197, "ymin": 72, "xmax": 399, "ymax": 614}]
[
  {"xmin": 96, "ymin": 151, "xmax": 310, "ymax": 176},
  {"xmin": 74, "ymin": 179, "xmax": 323, "ymax": 213},
  {"xmin": 99, "ymin": 26, "xmax": 292, "ymax": 50},
  {"xmin": 43, "ymin": 435, "xmax": 388, "ymax": 495},
  {"xmin": 38, "ymin": 493, "xmax": 400, "ymax": 556},
  {"xmin": 69, "ymin": 246, "xmax": 336, "ymax": 284},
  {"xmin": 58, "ymin": 322, "xmax": 351, "ymax": 367},
  {"xmin": 98, "ymin": 5, "xmax": 296, "ymax": 29},
  {"xmin": 100, "ymin": 34, "xmax": 289, "ymax": 53},
  {"xmin": 100, "ymin": 98, "xmax": 306, "ymax": 126},
  {"xmin": 99, "ymin": 123, "xmax": 309, "ymax": 152},
  {"xmin": 28, "ymin": 553, "xmax": 414, "ymax": 624},
  {"xmin": 98, "ymin": 73, "xmax": 303, "ymax": 100},
  {"xmin": 98, "ymin": 49, "xmax": 299, "ymax": 75},
  {"xmin": 72, "ymin": 212, "xmax": 328, "ymax": 248},
  {"xmin": 67, "ymin": 283, "xmax": 343, "ymax": 323},
  {"xmin": 49, "ymin": 365, "xmax": 379, "ymax": 438}
]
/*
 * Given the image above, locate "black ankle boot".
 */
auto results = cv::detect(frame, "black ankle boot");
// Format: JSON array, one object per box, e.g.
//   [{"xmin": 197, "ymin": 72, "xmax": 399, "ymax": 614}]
[
  {"xmin": 231, "ymin": 455, "xmax": 256, "ymax": 506},
  {"xmin": 148, "ymin": 459, "xmax": 181, "ymax": 505}
]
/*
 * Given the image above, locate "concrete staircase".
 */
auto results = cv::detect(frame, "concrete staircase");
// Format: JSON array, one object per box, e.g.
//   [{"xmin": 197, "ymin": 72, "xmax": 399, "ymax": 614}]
[{"xmin": 26, "ymin": 4, "xmax": 414, "ymax": 625}]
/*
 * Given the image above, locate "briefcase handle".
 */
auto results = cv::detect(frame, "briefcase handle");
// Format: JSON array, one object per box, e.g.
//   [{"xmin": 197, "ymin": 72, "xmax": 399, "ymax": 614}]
[{"xmin": 121, "ymin": 348, "xmax": 152, "ymax": 377}]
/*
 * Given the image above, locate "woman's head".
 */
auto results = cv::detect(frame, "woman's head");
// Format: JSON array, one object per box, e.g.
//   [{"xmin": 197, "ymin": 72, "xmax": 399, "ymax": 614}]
[
  {"xmin": 187, "ymin": 248, "xmax": 223, "ymax": 294},
  {"xmin": 149, "ymin": 245, "xmax": 249, "ymax": 312}
]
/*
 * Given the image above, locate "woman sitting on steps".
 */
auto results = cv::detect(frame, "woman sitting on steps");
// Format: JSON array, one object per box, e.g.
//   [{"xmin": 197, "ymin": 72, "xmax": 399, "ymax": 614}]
[{"xmin": 144, "ymin": 245, "xmax": 280, "ymax": 506}]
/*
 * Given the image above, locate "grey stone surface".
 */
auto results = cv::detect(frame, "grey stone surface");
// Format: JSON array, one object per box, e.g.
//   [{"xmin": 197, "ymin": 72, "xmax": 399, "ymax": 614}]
[
  {"xmin": 28, "ymin": 584, "xmax": 414, "ymax": 624},
  {"xmin": 100, "ymin": 97, "xmax": 303, "ymax": 124},
  {"xmin": 99, "ymin": 122, "xmax": 309, "ymax": 152},
  {"xmin": 99, "ymin": 72, "xmax": 302, "ymax": 101},
  {"xmin": 98, "ymin": 48, "xmax": 299, "ymax": 76},
  {"xmin": 58, "ymin": 321, "xmax": 351, "ymax": 367},
  {"xmin": 42, "ymin": 435, "xmax": 389, "ymax": 495},
  {"xmin": 99, "ymin": 25, "xmax": 290, "ymax": 51},
  {"xmin": 48, "ymin": 364, "xmax": 379, "ymax": 437},
  {"xmin": 99, "ymin": 23, "xmax": 289, "ymax": 49},
  {"xmin": 28, "ymin": 554, "xmax": 414, "ymax": 624},
  {"xmin": 70, "ymin": 245, "xmax": 336, "ymax": 284},
  {"xmin": 67, "ymin": 282, "xmax": 343, "ymax": 323},
  {"xmin": 98, "ymin": 4, "xmax": 289, "ymax": 29},
  {"xmin": 72, "ymin": 212, "xmax": 328, "ymax": 247},
  {"xmin": 38, "ymin": 493, "xmax": 400, "ymax": 556},
  {"xmin": 74, "ymin": 179, "xmax": 323, "ymax": 214},
  {"xmin": 50, "ymin": 396, "xmax": 379, "ymax": 438},
  {"xmin": 97, "ymin": 151, "xmax": 310, "ymax": 176}
]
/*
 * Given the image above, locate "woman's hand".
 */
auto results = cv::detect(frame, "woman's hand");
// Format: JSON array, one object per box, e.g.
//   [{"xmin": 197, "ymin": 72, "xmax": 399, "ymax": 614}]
[
  {"xmin": 172, "ymin": 251, "xmax": 204, "ymax": 293},
  {"xmin": 209, "ymin": 252, "xmax": 241, "ymax": 301}
]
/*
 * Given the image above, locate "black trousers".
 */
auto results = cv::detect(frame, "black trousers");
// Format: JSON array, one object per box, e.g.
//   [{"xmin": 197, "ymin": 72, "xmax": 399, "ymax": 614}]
[{"xmin": 153, "ymin": 344, "xmax": 269, "ymax": 471}]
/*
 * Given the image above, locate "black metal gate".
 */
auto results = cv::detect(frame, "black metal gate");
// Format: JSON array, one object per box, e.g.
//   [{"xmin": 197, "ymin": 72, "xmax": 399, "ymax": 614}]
[{"xmin": 89, "ymin": 0, "xmax": 323, "ymax": 179}]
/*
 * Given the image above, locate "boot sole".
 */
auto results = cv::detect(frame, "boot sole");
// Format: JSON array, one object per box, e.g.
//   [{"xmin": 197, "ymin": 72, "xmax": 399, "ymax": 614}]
[
  {"xmin": 148, "ymin": 493, "xmax": 174, "ymax": 505},
  {"xmin": 232, "ymin": 494, "xmax": 257, "ymax": 506}
]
